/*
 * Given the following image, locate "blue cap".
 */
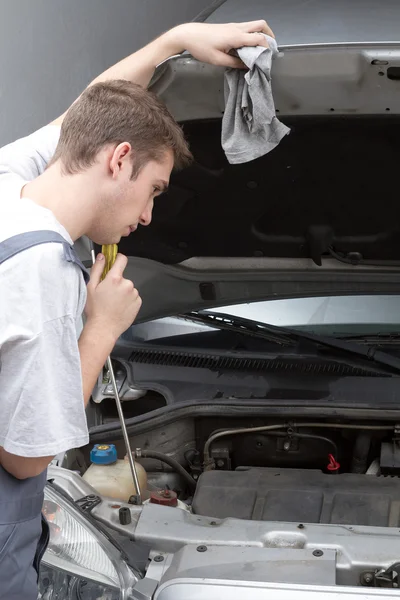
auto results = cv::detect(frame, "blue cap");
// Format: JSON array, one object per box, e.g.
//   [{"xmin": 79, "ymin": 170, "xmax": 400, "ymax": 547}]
[{"xmin": 90, "ymin": 444, "xmax": 118, "ymax": 465}]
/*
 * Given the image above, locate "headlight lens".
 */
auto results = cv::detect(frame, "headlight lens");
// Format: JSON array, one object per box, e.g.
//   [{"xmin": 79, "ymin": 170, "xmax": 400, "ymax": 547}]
[{"xmin": 39, "ymin": 485, "xmax": 138, "ymax": 599}]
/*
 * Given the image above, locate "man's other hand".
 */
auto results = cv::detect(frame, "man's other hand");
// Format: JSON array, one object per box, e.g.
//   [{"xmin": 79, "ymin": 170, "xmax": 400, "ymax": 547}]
[{"xmin": 168, "ymin": 21, "xmax": 275, "ymax": 69}]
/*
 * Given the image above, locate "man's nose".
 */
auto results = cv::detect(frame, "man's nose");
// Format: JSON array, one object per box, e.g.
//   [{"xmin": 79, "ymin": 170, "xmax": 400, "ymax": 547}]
[{"xmin": 139, "ymin": 204, "xmax": 153, "ymax": 226}]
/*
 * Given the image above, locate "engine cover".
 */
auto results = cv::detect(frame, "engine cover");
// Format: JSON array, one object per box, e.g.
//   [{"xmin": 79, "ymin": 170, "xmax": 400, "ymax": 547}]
[{"xmin": 192, "ymin": 467, "xmax": 400, "ymax": 526}]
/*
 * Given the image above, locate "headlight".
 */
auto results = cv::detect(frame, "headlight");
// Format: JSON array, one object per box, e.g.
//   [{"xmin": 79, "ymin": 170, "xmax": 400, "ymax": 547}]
[{"xmin": 39, "ymin": 485, "xmax": 139, "ymax": 599}]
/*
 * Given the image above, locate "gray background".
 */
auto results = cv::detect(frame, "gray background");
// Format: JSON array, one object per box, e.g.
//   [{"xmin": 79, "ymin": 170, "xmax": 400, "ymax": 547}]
[{"xmin": 0, "ymin": 0, "xmax": 212, "ymax": 145}]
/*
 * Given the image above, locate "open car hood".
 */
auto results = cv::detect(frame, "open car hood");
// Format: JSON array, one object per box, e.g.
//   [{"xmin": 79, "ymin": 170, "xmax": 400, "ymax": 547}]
[{"xmin": 89, "ymin": 0, "xmax": 400, "ymax": 323}]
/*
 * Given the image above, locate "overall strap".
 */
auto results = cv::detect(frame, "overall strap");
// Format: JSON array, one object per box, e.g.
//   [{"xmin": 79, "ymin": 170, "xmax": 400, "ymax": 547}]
[{"xmin": 0, "ymin": 230, "xmax": 90, "ymax": 284}]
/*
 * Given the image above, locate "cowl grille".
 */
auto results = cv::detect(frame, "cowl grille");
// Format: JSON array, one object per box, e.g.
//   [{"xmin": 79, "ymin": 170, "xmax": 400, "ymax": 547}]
[{"xmin": 129, "ymin": 348, "xmax": 386, "ymax": 377}]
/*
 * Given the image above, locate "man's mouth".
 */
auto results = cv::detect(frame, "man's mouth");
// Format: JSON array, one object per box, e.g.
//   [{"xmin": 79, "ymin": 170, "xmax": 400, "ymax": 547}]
[{"xmin": 121, "ymin": 225, "xmax": 138, "ymax": 238}]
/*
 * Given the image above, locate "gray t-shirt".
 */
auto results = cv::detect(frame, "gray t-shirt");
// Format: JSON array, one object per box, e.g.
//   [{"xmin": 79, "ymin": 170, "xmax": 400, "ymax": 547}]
[{"xmin": 0, "ymin": 125, "xmax": 89, "ymax": 457}]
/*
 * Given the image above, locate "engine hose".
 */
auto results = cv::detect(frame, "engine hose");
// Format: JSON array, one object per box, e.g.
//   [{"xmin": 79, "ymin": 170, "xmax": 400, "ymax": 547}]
[
  {"xmin": 137, "ymin": 449, "xmax": 197, "ymax": 491},
  {"xmin": 351, "ymin": 432, "xmax": 371, "ymax": 474},
  {"xmin": 203, "ymin": 422, "xmax": 394, "ymax": 466},
  {"xmin": 264, "ymin": 431, "xmax": 338, "ymax": 458}
]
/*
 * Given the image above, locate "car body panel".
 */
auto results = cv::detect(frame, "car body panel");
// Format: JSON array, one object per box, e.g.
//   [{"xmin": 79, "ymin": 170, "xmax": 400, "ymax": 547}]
[{"xmin": 205, "ymin": 0, "xmax": 400, "ymax": 47}]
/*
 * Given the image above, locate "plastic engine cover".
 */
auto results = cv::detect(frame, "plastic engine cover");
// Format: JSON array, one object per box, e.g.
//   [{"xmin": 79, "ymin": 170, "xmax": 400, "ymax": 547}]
[{"xmin": 192, "ymin": 467, "xmax": 400, "ymax": 526}]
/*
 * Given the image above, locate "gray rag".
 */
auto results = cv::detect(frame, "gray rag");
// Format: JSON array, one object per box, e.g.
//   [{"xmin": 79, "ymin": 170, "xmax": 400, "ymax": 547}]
[{"xmin": 222, "ymin": 34, "xmax": 290, "ymax": 164}]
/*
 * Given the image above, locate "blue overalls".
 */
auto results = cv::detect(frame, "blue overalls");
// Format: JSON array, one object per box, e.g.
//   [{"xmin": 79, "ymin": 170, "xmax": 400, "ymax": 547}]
[{"xmin": 0, "ymin": 230, "xmax": 89, "ymax": 599}]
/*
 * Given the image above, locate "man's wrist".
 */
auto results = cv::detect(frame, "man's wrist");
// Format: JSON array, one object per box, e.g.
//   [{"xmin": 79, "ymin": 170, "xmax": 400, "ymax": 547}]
[
  {"xmin": 82, "ymin": 317, "xmax": 117, "ymax": 352},
  {"xmin": 149, "ymin": 24, "xmax": 190, "ymax": 66}
]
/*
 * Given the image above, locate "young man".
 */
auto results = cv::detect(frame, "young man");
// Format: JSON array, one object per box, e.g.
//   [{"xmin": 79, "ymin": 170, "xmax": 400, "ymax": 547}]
[{"xmin": 0, "ymin": 19, "xmax": 273, "ymax": 599}]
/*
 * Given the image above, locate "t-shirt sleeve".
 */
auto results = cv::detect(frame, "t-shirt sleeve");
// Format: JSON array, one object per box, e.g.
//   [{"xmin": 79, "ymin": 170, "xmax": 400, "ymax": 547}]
[
  {"xmin": 0, "ymin": 244, "xmax": 88, "ymax": 458},
  {"xmin": 0, "ymin": 125, "xmax": 61, "ymax": 182},
  {"xmin": 0, "ymin": 316, "xmax": 88, "ymax": 457}
]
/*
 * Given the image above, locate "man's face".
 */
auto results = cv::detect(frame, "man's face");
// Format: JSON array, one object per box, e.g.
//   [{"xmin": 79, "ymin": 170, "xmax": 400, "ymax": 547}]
[{"xmin": 89, "ymin": 148, "xmax": 174, "ymax": 245}]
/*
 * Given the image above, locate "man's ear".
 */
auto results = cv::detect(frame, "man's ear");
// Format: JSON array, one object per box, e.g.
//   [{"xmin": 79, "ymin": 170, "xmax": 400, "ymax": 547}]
[{"xmin": 109, "ymin": 142, "xmax": 132, "ymax": 178}]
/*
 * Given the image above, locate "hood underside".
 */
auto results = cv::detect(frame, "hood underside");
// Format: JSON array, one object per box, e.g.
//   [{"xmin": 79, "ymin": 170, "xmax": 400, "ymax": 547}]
[
  {"xmin": 110, "ymin": 113, "xmax": 400, "ymax": 322},
  {"xmin": 119, "ymin": 116, "xmax": 400, "ymax": 268},
  {"xmin": 88, "ymin": 28, "xmax": 400, "ymax": 322}
]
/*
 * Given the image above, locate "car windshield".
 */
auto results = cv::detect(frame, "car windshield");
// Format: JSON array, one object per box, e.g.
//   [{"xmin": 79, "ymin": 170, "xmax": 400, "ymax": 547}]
[
  {"xmin": 124, "ymin": 295, "xmax": 400, "ymax": 342},
  {"xmin": 204, "ymin": 295, "xmax": 400, "ymax": 337}
]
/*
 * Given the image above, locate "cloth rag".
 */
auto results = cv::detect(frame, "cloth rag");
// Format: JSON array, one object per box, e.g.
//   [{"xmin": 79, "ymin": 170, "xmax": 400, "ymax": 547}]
[{"xmin": 222, "ymin": 34, "xmax": 290, "ymax": 164}]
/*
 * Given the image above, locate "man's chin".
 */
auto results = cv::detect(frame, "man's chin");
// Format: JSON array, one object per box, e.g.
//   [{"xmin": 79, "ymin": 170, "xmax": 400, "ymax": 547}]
[{"xmin": 91, "ymin": 235, "xmax": 122, "ymax": 245}]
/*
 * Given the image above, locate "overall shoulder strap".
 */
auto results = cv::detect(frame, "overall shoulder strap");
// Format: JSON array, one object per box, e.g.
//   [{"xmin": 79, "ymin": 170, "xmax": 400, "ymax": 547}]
[{"xmin": 0, "ymin": 230, "xmax": 90, "ymax": 284}]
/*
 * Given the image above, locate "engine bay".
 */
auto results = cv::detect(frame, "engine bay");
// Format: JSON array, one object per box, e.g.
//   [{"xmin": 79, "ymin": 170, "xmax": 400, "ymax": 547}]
[
  {"xmin": 70, "ymin": 415, "xmax": 400, "ymax": 529},
  {"xmin": 51, "ymin": 413, "xmax": 400, "ymax": 591}
]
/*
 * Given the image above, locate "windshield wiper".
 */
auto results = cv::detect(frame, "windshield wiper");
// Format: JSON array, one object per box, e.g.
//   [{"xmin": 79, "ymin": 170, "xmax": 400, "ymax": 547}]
[
  {"xmin": 179, "ymin": 311, "xmax": 296, "ymax": 347},
  {"xmin": 341, "ymin": 333, "xmax": 400, "ymax": 344},
  {"xmin": 181, "ymin": 310, "xmax": 400, "ymax": 375}
]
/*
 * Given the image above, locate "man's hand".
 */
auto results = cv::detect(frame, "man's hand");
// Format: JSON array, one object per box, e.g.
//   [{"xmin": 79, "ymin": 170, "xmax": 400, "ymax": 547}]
[
  {"xmin": 168, "ymin": 21, "xmax": 275, "ymax": 69},
  {"xmin": 85, "ymin": 252, "xmax": 142, "ymax": 342},
  {"xmin": 78, "ymin": 252, "xmax": 142, "ymax": 404}
]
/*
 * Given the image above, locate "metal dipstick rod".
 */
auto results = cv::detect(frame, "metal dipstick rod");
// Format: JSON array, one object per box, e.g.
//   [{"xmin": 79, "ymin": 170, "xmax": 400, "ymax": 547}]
[{"xmin": 90, "ymin": 243, "xmax": 142, "ymax": 504}]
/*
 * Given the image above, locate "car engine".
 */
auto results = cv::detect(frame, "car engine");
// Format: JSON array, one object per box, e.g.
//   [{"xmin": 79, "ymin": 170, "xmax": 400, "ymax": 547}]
[
  {"xmin": 192, "ymin": 466, "xmax": 399, "ymax": 526},
  {"xmin": 189, "ymin": 421, "xmax": 400, "ymax": 527}
]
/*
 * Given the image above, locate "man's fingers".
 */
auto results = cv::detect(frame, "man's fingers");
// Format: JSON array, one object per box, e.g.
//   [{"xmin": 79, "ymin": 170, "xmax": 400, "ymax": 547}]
[
  {"xmin": 108, "ymin": 253, "xmax": 128, "ymax": 277},
  {"xmin": 217, "ymin": 52, "xmax": 247, "ymax": 69},
  {"xmin": 240, "ymin": 33, "xmax": 270, "ymax": 48},
  {"xmin": 88, "ymin": 253, "xmax": 105, "ymax": 287},
  {"xmin": 238, "ymin": 20, "xmax": 275, "ymax": 39}
]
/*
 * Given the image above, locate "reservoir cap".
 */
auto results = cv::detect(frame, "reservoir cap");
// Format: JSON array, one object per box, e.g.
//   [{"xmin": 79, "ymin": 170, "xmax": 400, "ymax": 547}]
[{"xmin": 90, "ymin": 444, "xmax": 117, "ymax": 465}]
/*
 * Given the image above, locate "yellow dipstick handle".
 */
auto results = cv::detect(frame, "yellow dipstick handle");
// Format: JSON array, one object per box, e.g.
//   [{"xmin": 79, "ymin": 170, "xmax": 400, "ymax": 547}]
[{"xmin": 101, "ymin": 244, "xmax": 118, "ymax": 280}]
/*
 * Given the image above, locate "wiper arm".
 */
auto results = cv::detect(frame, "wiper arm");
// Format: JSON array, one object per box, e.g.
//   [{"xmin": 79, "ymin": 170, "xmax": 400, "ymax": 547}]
[
  {"xmin": 178, "ymin": 311, "xmax": 296, "ymax": 347},
  {"xmin": 183, "ymin": 310, "xmax": 400, "ymax": 375}
]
